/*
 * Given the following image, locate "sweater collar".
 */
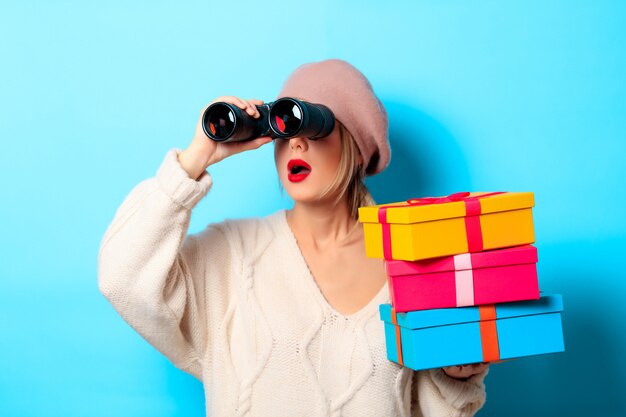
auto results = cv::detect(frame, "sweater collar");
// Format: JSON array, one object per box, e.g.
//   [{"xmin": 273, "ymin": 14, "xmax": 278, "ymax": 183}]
[{"xmin": 268, "ymin": 209, "xmax": 389, "ymax": 321}]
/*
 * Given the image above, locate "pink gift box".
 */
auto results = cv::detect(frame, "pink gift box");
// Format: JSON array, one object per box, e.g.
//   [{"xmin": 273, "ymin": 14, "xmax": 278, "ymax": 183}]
[{"xmin": 385, "ymin": 245, "xmax": 540, "ymax": 312}]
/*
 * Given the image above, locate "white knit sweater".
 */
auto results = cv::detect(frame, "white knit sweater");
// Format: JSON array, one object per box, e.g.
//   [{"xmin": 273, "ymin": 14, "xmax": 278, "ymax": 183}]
[{"xmin": 98, "ymin": 149, "xmax": 487, "ymax": 417}]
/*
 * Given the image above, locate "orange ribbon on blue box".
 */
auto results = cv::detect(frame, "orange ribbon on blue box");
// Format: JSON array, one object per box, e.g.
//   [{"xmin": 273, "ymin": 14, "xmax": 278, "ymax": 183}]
[{"xmin": 391, "ymin": 304, "xmax": 501, "ymax": 367}]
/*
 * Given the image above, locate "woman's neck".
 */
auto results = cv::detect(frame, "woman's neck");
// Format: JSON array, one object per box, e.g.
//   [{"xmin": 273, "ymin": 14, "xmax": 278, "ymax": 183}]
[{"xmin": 286, "ymin": 199, "xmax": 361, "ymax": 250}]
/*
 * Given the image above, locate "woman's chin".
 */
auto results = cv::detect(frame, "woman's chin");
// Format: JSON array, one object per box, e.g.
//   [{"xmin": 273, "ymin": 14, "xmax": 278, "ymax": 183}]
[
  {"xmin": 280, "ymin": 178, "xmax": 342, "ymax": 207},
  {"xmin": 288, "ymin": 191, "xmax": 344, "ymax": 208},
  {"xmin": 286, "ymin": 192, "xmax": 322, "ymax": 205}
]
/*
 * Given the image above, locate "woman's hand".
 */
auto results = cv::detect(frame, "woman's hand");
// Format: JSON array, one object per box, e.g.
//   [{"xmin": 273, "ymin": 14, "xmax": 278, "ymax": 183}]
[
  {"xmin": 178, "ymin": 96, "xmax": 273, "ymax": 180},
  {"xmin": 442, "ymin": 363, "xmax": 489, "ymax": 381}
]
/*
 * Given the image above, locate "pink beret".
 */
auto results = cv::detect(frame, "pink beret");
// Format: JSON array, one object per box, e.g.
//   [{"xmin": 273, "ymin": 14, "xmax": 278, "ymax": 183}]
[{"xmin": 277, "ymin": 59, "xmax": 390, "ymax": 176}]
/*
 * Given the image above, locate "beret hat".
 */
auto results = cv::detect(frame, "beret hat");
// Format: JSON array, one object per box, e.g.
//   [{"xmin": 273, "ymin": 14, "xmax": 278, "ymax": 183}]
[{"xmin": 277, "ymin": 59, "xmax": 390, "ymax": 175}]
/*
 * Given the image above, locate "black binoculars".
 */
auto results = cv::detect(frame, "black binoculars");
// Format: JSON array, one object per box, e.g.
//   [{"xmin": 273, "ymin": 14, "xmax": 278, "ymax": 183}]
[{"xmin": 202, "ymin": 97, "xmax": 335, "ymax": 142}]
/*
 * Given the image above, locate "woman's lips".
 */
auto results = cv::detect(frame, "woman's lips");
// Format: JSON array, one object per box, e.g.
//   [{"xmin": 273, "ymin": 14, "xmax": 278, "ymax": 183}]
[{"xmin": 287, "ymin": 159, "xmax": 312, "ymax": 183}]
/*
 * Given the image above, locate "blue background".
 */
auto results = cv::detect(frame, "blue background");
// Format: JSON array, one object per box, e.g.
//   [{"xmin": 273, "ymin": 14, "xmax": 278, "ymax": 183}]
[{"xmin": 1, "ymin": 1, "xmax": 624, "ymax": 416}]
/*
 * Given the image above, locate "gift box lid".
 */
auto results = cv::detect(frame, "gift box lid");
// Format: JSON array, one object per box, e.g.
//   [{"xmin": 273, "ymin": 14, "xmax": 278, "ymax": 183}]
[
  {"xmin": 385, "ymin": 245, "xmax": 538, "ymax": 276},
  {"xmin": 379, "ymin": 293, "xmax": 563, "ymax": 330},
  {"xmin": 359, "ymin": 192, "xmax": 534, "ymax": 224}
]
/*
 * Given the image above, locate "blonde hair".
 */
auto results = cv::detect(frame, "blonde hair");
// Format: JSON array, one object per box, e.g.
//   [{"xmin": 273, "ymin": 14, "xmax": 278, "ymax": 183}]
[{"xmin": 319, "ymin": 122, "xmax": 375, "ymax": 218}]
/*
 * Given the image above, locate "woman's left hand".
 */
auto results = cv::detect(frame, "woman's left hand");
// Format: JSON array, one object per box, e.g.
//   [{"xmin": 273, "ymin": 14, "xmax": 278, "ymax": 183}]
[{"xmin": 442, "ymin": 363, "xmax": 489, "ymax": 380}]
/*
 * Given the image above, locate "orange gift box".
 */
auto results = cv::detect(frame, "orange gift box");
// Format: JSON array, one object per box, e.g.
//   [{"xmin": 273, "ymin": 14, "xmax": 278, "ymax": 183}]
[{"xmin": 358, "ymin": 192, "xmax": 535, "ymax": 261}]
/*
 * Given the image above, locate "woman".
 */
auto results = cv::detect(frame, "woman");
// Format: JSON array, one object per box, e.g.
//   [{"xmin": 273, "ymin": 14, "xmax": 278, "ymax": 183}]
[{"xmin": 98, "ymin": 59, "xmax": 488, "ymax": 416}]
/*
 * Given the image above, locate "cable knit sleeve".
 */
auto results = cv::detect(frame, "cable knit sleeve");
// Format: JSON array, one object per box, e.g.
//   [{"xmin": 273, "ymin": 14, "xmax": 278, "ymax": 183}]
[
  {"xmin": 411, "ymin": 368, "xmax": 487, "ymax": 417},
  {"xmin": 98, "ymin": 148, "xmax": 234, "ymax": 380}
]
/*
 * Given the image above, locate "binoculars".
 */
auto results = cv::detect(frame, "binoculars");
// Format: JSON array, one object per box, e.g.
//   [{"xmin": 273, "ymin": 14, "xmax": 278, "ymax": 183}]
[{"xmin": 202, "ymin": 97, "xmax": 335, "ymax": 142}]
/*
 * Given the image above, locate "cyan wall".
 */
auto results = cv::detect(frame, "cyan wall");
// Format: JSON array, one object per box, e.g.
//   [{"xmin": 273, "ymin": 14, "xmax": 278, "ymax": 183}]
[{"xmin": 1, "ymin": 1, "xmax": 624, "ymax": 416}]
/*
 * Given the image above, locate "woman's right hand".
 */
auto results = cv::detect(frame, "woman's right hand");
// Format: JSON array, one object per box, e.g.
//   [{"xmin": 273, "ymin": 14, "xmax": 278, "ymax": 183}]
[{"xmin": 178, "ymin": 96, "xmax": 273, "ymax": 180}]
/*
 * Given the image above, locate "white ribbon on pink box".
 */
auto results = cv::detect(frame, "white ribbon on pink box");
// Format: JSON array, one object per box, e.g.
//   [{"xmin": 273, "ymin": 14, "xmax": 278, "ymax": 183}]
[{"xmin": 453, "ymin": 253, "xmax": 475, "ymax": 307}]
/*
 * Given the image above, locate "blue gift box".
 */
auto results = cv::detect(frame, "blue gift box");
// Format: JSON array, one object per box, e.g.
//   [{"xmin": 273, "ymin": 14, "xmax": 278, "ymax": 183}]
[{"xmin": 379, "ymin": 294, "xmax": 565, "ymax": 371}]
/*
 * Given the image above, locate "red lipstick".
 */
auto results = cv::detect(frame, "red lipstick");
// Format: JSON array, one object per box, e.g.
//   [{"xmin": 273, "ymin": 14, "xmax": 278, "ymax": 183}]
[{"xmin": 287, "ymin": 159, "xmax": 312, "ymax": 183}]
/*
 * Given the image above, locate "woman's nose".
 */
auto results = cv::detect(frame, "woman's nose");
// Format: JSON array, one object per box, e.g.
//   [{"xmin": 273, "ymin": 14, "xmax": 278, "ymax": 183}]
[{"xmin": 289, "ymin": 136, "xmax": 308, "ymax": 151}]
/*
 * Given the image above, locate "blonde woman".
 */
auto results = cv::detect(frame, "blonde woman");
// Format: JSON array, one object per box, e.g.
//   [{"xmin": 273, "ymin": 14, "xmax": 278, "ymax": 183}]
[{"xmin": 98, "ymin": 59, "xmax": 488, "ymax": 417}]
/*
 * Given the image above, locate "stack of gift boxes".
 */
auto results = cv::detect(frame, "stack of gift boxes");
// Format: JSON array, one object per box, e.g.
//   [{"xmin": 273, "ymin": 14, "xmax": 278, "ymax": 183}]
[{"xmin": 358, "ymin": 192, "xmax": 565, "ymax": 371}]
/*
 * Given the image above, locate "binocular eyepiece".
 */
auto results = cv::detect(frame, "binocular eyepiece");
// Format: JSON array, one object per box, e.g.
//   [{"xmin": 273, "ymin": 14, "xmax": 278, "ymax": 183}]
[{"xmin": 202, "ymin": 97, "xmax": 335, "ymax": 142}]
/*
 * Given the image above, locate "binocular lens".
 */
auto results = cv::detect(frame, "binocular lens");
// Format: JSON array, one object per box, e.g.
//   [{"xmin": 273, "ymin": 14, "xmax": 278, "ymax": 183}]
[
  {"xmin": 201, "ymin": 97, "xmax": 334, "ymax": 142},
  {"xmin": 205, "ymin": 103, "xmax": 236, "ymax": 140},
  {"xmin": 269, "ymin": 98, "xmax": 334, "ymax": 139},
  {"xmin": 271, "ymin": 101, "xmax": 303, "ymax": 135}
]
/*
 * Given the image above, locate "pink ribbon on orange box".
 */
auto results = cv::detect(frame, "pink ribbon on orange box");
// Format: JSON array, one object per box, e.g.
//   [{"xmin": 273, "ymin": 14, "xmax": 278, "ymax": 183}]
[{"xmin": 377, "ymin": 192, "xmax": 505, "ymax": 260}]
